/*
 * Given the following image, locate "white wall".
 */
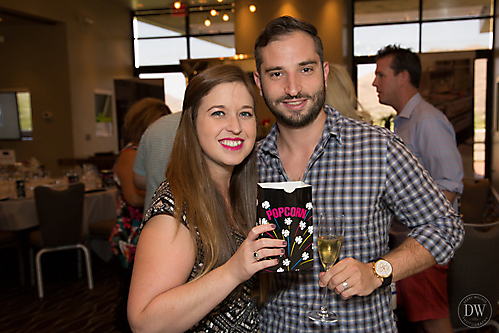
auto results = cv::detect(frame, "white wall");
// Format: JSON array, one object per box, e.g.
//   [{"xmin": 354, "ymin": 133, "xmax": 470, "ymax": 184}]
[{"xmin": 0, "ymin": 0, "xmax": 133, "ymax": 174}]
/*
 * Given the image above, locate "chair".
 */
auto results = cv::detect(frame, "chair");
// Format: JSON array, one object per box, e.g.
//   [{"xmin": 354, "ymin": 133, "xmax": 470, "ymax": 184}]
[
  {"xmin": 460, "ymin": 179, "xmax": 491, "ymax": 224},
  {"xmin": 88, "ymin": 218, "xmax": 116, "ymax": 240},
  {"xmin": 86, "ymin": 218, "xmax": 116, "ymax": 262},
  {"xmin": 447, "ymin": 221, "xmax": 499, "ymax": 332},
  {"xmin": 29, "ymin": 182, "xmax": 93, "ymax": 298},
  {"xmin": 0, "ymin": 230, "xmax": 25, "ymax": 285}
]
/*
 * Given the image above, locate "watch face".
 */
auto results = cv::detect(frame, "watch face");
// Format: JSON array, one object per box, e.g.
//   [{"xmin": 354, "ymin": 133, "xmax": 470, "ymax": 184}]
[{"xmin": 375, "ymin": 260, "xmax": 392, "ymax": 278}]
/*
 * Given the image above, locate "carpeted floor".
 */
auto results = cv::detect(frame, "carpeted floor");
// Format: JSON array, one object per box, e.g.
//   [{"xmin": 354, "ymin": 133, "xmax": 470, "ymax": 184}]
[
  {"xmin": 0, "ymin": 247, "xmax": 125, "ymax": 333},
  {"xmin": 1, "ymin": 246, "xmax": 497, "ymax": 333}
]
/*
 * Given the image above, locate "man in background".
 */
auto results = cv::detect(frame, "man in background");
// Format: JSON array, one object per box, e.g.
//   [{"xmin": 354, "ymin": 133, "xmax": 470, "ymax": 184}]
[
  {"xmin": 373, "ymin": 45, "xmax": 464, "ymax": 333},
  {"xmin": 133, "ymin": 111, "xmax": 181, "ymax": 210}
]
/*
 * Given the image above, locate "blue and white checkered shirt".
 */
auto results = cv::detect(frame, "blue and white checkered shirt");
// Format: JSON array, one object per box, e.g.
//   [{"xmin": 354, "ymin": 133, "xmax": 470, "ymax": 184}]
[{"xmin": 257, "ymin": 105, "xmax": 464, "ymax": 332}]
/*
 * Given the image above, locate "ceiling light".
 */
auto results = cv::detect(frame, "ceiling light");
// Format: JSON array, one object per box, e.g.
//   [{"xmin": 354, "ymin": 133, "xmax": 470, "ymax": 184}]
[
  {"xmin": 204, "ymin": 18, "xmax": 211, "ymax": 27},
  {"xmin": 210, "ymin": 9, "xmax": 218, "ymax": 16},
  {"xmin": 174, "ymin": 1, "xmax": 182, "ymax": 9},
  {"xmin": 249, "ymin": 4, "xmax": 256, "ymax": 13},
  {"xmin": 222, "ymin": 13, "xmax": 229, "ymax": 21}
]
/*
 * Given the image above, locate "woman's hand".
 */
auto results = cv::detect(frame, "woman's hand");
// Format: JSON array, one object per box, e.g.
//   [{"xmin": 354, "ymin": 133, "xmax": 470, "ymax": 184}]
[{"xmin": 223, "ymin": 224, "xmax": 287, "ymax": 284}]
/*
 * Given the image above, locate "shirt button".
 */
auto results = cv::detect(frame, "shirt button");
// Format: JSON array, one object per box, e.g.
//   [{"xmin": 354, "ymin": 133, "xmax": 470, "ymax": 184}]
[{"xmin": 302, "ymin": 304, "xmax": 308, "ymax": 309}]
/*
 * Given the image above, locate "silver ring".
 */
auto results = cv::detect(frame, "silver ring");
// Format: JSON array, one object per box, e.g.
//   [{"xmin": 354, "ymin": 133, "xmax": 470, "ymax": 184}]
[
  {"xmin": 342, "ymin": 281, "xmax": 348, "ymax": 289},
  {"xmin": 253, "ymin": 251, "xmax": 260, "ymax": 260}
]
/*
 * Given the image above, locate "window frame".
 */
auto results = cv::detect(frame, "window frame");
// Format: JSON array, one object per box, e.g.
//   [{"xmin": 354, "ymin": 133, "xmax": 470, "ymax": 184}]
[
  {"xmin": 133, "ymin": 4, "xmax": 236, "ymax": 77},
  {"xmin": 353, "ymin": 0, "xmax": 495, "ymax": 55}
]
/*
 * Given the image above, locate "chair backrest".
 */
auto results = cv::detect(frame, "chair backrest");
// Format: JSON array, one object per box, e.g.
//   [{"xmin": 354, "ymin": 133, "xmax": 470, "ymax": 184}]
[
  {"xmin": 447, "ymin": 221, "xmax": 499, "ymax": 328},
  {"xmin": 460, "ymin": 179, "xmax": 490, "ymax": 224},
  {"xmin": 34, "ymin": 182, "xmax": 85, "ymax": 247}
]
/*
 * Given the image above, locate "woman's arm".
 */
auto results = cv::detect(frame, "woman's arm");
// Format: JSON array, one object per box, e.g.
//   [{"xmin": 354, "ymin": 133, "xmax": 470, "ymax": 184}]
[
  {"xmin": 115, "ymin": 149, "xmax": 145, "ymax": 207},
  {"xmin": 128, "ymin": 216, "xmax": 285, "ymax": 333}
]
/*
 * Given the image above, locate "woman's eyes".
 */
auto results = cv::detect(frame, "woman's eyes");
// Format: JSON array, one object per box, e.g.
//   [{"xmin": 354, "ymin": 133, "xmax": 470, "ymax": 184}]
[
  {"xmin": 210, "ymin": 110, "xmax": 254, "ymax": 117},
  {"xmin": 211, "ymin": 110, "xmax": 225, "ymax": 116},
  {"xmin": 239, "ymin": 110, "xmax": 254, "ymax": 118}
]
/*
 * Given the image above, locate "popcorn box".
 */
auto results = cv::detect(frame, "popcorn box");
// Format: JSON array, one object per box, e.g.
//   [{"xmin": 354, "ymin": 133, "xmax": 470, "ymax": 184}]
[{"xmin": 257, "ymin": 181, "xmax": 314, "ymax": 272}]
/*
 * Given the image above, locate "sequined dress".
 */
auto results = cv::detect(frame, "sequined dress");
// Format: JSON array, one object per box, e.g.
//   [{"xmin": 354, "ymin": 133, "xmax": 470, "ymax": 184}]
[{"xmin": 141, "ymin": 181, "xmax": 259, "ymax": 333}]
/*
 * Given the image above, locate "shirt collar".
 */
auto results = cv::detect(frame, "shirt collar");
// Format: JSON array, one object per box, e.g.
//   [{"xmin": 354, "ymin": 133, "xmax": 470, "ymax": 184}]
[
  {"xmin": 258, "ymin": 104, "xmax": 343, "ymax": 157},
  {"xmin": 396, "ymin": 92, "xmax": 422, "ymax": 120}
]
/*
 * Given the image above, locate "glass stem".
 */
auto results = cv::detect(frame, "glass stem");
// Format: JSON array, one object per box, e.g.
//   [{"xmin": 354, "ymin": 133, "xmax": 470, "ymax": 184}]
[{"xmin": 319, "ymin": 285, "xmax": 329, "ymax": 312}]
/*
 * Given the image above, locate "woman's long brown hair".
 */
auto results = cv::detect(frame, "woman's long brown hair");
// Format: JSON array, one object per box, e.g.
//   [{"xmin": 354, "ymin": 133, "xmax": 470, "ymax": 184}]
[{"xmin": 165, "ymin": 64, "xmax": 258, "ymax": 280}]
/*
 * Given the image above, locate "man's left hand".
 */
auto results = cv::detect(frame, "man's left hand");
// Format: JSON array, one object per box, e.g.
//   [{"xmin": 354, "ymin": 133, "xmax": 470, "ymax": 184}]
[{"xmin": 319, "ymin": 257, "xmax": 382, "ymax": 300}]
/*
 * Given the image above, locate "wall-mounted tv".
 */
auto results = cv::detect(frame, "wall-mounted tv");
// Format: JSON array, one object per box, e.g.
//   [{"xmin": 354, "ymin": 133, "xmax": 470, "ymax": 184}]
[{"xmin": 0, "ymin": 92, "xmax": 22, "ymax": 140}]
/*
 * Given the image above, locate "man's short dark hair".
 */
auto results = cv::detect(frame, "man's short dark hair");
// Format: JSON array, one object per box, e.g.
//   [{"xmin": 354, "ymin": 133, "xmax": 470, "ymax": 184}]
[
  {"xmin": 254, "ymin": 16, "xmax": 324, "ymax": 75},
  {"xmin": 376, "ymin": 45, "xmax": 422, "ymax": 88}
]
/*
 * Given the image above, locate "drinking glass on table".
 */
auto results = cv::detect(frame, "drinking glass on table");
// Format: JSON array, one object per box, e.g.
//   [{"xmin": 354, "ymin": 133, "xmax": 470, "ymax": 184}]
[{"xmin": 309, "ymin": 213, "xmax": 344, "ymax": 323}]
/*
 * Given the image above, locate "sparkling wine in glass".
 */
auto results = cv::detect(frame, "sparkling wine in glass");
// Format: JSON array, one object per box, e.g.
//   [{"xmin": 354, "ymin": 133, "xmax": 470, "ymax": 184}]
[{"xmin": 309, "ymin": 213, "xmax": 344, "ymax": 323}]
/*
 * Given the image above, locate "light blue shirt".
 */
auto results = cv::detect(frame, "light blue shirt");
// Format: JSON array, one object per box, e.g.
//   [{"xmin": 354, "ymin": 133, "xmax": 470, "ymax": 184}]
[
  {"xmin": 394, "ymin": 93, "xmax": 464, "ymax": 210},
  {"xmin": 133, "ymin": 112, "xmax": 181, "ymax": 211}
]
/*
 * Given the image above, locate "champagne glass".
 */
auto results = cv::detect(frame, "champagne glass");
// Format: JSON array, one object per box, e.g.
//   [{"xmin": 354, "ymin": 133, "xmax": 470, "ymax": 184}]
[{"xmin": 309, "ymin": 213, "xmax": 344, "ymax": 323}]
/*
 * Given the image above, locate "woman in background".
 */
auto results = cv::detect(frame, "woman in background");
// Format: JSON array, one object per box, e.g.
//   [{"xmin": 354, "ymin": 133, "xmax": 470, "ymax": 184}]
[
  {"xmin": 326, "ymin": 63, "xmax": 371, "ymax": 123},
  {"xmin": 128, "ymin": 65, "xmax": 285, "ymax": 333},
  {"xmin": 110, "ymin": 97, "xmax": 170, "ymax": 332}
]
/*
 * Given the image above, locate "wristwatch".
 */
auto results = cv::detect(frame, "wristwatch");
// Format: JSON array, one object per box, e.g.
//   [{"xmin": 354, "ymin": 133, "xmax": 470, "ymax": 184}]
[{"xmin": 371, "ymin": 258, "xmax": 393, "ymax": 288}]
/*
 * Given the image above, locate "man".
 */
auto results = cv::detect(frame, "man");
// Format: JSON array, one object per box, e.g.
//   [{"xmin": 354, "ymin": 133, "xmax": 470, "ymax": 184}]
[
  {"xmin": 253, "ymin": 16, "xmax": 464, "ymax": 332},
  {"xmin": 373, "ymin": 45, "xmax": 464, "ymax": 333},
  {"xmin": 133, "ymin": 111, "xmax": 181, "ymax": 210}
]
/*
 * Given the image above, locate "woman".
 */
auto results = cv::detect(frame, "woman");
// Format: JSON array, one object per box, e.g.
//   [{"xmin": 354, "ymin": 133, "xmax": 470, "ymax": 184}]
[
  {"xmin": 110, "ymin": 97, "xmax": 170, "ymax": 332},
  {"xmin": 127, "ymin": 65, "xmax": 285, "ymax": 333},
  {"xmin": 326, "ymin": 64, "xmax": 371, "ymax": 123},
  {"xmin": 111, "ymin": 97, "xmax": 171, "ymax": 267}
]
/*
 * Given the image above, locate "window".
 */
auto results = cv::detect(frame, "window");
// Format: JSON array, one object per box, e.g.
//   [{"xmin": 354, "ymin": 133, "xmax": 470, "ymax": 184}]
[
  {"xmin": 17, "ymin": 92, "xmax": 32, "ymax": 139},
  {"xmin": 354, "ymin": 0, "xmax": 494, "ymax": 55},
  {"xmin": 133, "ymin": 4, "xmax": 236, "ymax": 70},
  {"xmin": 133, "ymin": 4, "xmax": 236, "ymax": 109}
]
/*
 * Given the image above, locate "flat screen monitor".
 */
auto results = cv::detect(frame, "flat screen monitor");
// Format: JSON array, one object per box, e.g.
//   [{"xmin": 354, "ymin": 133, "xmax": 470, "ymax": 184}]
[{"xmin": 0, "ymin": 92, "xmax": 21, "ymax": 140}]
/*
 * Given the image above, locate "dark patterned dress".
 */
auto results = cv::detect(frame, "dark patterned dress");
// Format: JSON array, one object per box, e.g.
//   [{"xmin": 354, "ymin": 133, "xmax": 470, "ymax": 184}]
[
  {"xmin": 141, "ymin": 180, "xmax": 259, "ymax": 333},
  {"xmin": 109, "ymin": 143, "xmax": 143, "ymax": 269}
]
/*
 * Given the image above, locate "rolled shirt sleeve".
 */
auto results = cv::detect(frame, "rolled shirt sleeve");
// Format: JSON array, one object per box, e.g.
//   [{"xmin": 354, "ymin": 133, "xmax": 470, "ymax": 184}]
[{"xmin": 384, "ymin": 136, "xmax": 464, "ymax": 265}]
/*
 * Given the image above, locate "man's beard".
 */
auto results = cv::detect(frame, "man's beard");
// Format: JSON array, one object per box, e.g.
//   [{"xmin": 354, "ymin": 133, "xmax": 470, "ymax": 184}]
[{"xmin": 261, "ymin": 82, "xmax": 326, "ymax": 128}]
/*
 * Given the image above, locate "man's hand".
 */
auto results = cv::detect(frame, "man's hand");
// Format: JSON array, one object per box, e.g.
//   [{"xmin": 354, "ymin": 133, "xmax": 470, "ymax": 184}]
[{"xmin": 318, "ymin": 257, "xmax": 382, "ymax": 300}]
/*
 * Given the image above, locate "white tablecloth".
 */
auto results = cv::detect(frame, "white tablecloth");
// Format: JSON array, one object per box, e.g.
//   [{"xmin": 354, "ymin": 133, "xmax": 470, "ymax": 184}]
[{"xmin": 0, "ymin": 188, "xmax": 118, "ymax": 261}]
